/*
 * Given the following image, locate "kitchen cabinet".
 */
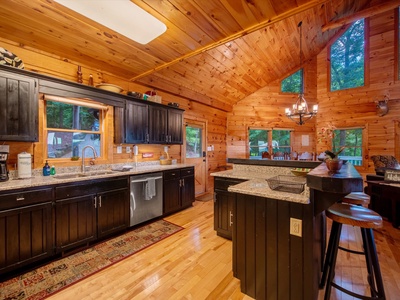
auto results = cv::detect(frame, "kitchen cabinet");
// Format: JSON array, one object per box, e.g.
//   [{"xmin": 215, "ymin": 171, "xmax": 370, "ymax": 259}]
[
  {"xmin": 163, "ymin": 167, "xmax": 195, "ymax": 215},
  {"xmin": 213, "ymin": 177, "xmax": 245, "ymax": 240},
  {"xmin": 0, "ymin": 70, "xmax": 38, "ymax": 141},
  {"xmin": 0, "ymin": 187, "xmax": 53, "ymax": 274},
  {"xmin": 149, "ymin": 106, "xmax": 183, "ymax": 144},
  {"xmin": 55, "ymin": 176, "xmax": 129, "ymax": 253}
]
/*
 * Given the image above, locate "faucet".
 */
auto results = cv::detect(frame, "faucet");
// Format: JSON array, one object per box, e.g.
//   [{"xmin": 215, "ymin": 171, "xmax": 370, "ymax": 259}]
[{"xmin": 81, "ymin": 145, "xmax": 98, "ymax": 173}]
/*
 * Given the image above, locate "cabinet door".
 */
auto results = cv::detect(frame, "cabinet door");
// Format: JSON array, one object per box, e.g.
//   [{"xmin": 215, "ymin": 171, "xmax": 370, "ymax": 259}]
[
  {"xmin": 149, "ymin": 106, "xmax": 168, "ymax": 144},
  {"xmin": 0, "ymin": 202, "xmax": 53, "ymax": 274},
  {"xmin": 97, "ymin": 188, "xmax": 129, "ymax": 239},
  {"xmin": 55, "ymin": 195, "xmax": 96, "ymax": 253},
  {"xmin": 168, "ymin": 109, "xmax": 183, "ymax": 144},
  {"xmin": 163, "ymin": 178, "xmax": 181, "ymax": 215},
  {"xmin": 214, "ymin": 191, "xmax": 235, "ymax": 239},
  {"xmin": 0, "ymin": 71, "xmax": 38, "ymax": 141},
  {"xmin": 126, "ymin": 101, "xmax": 149, "ymax": 144},
  {"xmin": 181, "ymin": 169, "xmax": 195, "ymax": 208}
]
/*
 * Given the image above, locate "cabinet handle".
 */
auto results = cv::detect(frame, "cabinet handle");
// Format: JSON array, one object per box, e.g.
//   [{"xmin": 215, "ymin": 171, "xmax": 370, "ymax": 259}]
[
  {"xmin": 213, "ymin": 192, "xmax": 217, "ymax": 202},
  {"xmin": 182, "ymin": 178, "xmax": 185, "ymax": 186},
  {"xmin": 16, "ymin": 197, "xmax": 25, "ymax": 201},
  {"xmin": 179, "ymin": 179, "xmax": 182, "ymax": 187},
  {"xmin": 229, "ymin": 211, "xmax": 233, "ymax": 226},
  {"xmin": 165, "ymin": 135, "xmax": 169, "ymax": 143},
  {"xmin": 94, "ymin": 196, "xmax": 97, "ymax": 208},
  {"xmin": 99, "ymin": 195, "xmax": 102, "ymax": 208},
  {"xmin": 168, "ymin": 135, "xmax": 171, "ymax": 143}
]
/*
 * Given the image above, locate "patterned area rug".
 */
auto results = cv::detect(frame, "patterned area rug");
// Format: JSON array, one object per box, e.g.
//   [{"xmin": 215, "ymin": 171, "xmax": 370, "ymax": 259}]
[{"xmin": 0, "ymin": 219, "xmax": 183, "ymax": 300}]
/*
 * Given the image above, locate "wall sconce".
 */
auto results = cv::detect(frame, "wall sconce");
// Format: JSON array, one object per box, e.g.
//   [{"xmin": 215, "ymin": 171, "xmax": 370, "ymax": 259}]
[{"xmin": 375, "ymin": 96, "xmax": 389, "ymax": 117}]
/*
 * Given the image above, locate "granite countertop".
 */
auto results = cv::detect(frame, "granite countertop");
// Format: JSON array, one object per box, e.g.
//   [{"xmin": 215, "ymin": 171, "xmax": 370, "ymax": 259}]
[
  {"xmin": 0, "ymin": 163, "xmax": 194, "ymax": 192},
  {"xmin": 211, "ymin": 169, "xmax": 310, "ymax": 204}
]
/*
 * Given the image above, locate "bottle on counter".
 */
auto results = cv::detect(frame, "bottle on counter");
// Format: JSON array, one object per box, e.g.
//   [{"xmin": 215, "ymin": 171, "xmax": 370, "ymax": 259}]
[
  {"xmin": 43, "ymin": 160, "xmax": 51, "ymax": 176},
  {"xmin": 50, "ymin": 165, "xmax": 56, "ymax": 176}
]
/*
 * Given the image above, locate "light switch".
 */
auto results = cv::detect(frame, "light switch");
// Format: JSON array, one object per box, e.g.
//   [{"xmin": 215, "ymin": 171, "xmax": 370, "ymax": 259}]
[
  {"xmin": 117, "ymin": 146, "xmax": 122, "ymax": 154},
  {"xmin": 126, "ymin": 146, "xmax": 131, "ymax": 153}
]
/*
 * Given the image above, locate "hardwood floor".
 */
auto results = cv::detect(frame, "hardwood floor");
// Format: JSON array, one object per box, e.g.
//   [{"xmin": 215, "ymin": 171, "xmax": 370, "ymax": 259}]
[{"xmin": 48, "ymin": 200, "xmax": 400, "ymax": 300}]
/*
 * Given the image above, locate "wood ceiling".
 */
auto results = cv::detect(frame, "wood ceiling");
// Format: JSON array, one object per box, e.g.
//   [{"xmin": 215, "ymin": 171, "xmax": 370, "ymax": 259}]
[{"xmin": 0, "ymin": 0, "xmax": 396, "ymax": 111}]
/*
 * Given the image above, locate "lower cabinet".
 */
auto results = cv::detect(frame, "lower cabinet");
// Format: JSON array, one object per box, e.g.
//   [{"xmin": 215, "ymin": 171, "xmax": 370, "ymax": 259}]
[
  {"xmin": 55, "ymin": 177, "xmax": 129, "ymax": 253},
  {"xmin": 0, "ymin": 187, "xmax": 53, "ymax": 275},
  {"xmin": 163, "ymin": 167, "xmax": 195, "ymax": 215},
  {"xmin": 213, "ymin": 177, "xmax": 245, "ymax": 240}
]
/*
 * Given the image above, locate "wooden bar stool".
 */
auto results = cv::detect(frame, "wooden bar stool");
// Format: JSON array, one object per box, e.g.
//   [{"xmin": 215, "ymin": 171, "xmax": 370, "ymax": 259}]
[
  {"xmin": 342, "ymin": 191, "xmax": 370, "ymax": 206},
  {"xmin": 320, "ymin": 203, "xmax": 385, "ymax": 300}
]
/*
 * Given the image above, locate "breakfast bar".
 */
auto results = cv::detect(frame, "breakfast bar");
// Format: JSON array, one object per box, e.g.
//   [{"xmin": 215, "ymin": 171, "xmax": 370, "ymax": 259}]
[{"xmin": 212, "ymin": 159, "xmax": 363, "ymax": 300}]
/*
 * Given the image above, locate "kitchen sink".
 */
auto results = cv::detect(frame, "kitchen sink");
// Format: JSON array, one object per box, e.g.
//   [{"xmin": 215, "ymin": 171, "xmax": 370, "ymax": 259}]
[{"xmin": 53, "ymin": 171, "xmax": 114, "ymax": 180}]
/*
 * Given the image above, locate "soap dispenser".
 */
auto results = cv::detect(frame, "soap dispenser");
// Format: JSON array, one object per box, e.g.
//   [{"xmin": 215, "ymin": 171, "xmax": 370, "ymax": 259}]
[{"xmin": 43, "ymin": 160, "xmax": 51, "ymax": 176}]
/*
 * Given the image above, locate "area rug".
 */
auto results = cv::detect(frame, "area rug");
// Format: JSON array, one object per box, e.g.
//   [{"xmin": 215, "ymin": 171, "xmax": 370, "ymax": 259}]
[{"xmin": 0, "ymin": 219, "xmax": 183, "ymax": 300}]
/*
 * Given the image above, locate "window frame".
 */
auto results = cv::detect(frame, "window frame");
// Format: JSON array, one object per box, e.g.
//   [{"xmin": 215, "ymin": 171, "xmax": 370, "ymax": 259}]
[
  {"xmin": 327, "ymin": 18, "xmax": 370, "ymax": 92},
  {"xmin": 43, "ymin": 97, "xmax": 107, "ymax": 162}
]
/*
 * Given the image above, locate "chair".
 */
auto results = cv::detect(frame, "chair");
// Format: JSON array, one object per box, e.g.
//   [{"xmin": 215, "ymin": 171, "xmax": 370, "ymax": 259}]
[
  {"xmin": 261, "ymin": 151, "xmax": 271, "ymax": 159},
  {"xmin": 320, "ymin": 202, "xmax": 385, "ymax": 300},
  {"xmin": 298, "ymin": 152, "xmax": 313, "ymax": 160},
  {"xmin": 290, "ymin": 151, "xmax": 298, "ymax": 160},
  {"xmin": 274, "ymin": 151, "xmax": 284, "ymax": 160},
  {"xmin": 371, "ymin": 155, "xmax": 400, "ymax": 175}
]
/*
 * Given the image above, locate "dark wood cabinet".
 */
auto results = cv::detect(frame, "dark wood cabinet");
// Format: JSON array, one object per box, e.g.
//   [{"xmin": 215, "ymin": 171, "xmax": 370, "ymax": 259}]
[
  {"xmin": 168, "ymin": 109, "xmax": 183, "ymax": 144},
  {"xmin": 97, "ymin": 187, "xmax": 129, "ymax": 238},
  {"xmin": 149, "ymin": 105, "xmax": 168, "ymax": 144},
  {"xmin": 213, "ymin": 177, "xmax": 244, "ymax": 240},
  {"xmin": 0, "ymin": 70, "xmax": 38, "ymax": 141},
  {"xmin": 55, "ymin": 177, "xmax": 129, "ymax": 253},
  {"xmin": 0, "ymin": 187, "xmax": 53, "ymax": 274},
  {"xmin": 163, "ymin": 167, "xmax": 195, "ymax": 215}
]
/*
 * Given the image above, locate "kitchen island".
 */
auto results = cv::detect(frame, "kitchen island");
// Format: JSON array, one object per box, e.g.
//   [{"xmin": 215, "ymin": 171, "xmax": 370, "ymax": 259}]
[{"xmin": 212, "ymin": 159, "xmax": 363, "ymax": 300}]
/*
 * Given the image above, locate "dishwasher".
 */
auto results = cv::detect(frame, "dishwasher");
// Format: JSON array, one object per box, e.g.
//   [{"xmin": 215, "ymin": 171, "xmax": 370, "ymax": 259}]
[{"xmin": 130, "ymin": 172, "xmax": 163, "ymax": 227}]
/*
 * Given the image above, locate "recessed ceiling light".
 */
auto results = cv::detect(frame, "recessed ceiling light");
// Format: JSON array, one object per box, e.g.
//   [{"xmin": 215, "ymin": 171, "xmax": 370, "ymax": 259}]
[{"xmin": 54, "ymin": 0, "xmax": 167, "ymax": 44}]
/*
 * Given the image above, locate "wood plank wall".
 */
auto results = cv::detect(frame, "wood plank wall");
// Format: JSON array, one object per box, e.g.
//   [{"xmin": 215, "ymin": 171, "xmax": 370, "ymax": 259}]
[
  {"xmin": 0, "ymin": 38, "xmax": 227, "ymax": 193},
  {"xmin": 227, "ymin": 8, "xmax": 400, "ymax": 179}
]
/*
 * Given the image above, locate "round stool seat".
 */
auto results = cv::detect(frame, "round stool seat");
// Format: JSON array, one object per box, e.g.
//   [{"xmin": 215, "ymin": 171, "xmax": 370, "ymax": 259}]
[
  {"xmin": 326, "ymin": 203, "xmax": 382, "ymax": 229},
  {"xmin": 342, "ymin": 191, "xmax": 370, "ymax": 205}
]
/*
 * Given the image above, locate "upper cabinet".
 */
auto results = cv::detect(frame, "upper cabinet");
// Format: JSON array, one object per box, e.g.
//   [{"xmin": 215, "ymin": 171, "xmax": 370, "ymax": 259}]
[
  {"xmin": 0, "ymin": 70, "xmax": 38, "ymax": 142},
  {"xmin": 115, "ymin": 99, "xmax": 184, "ymax": 145}
]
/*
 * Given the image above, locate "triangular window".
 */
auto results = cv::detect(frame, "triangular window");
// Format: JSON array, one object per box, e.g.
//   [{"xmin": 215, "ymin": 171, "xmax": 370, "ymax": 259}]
[{"xmin": 281, "ymin": 69, "xmax": 303, "ymax": 93}]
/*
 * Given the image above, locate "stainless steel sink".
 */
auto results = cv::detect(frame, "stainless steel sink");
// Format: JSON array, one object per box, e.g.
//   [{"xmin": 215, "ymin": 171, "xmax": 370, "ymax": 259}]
[{"xmin": 53, "ymin": 171, "xmax": 114, "ymax": 180}]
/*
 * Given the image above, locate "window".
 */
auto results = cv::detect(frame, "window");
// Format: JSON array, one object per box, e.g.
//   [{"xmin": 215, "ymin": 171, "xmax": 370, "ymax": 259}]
[
  {"xmin": 45, "ymin": 99, "xmax": 104, "ymax": 159},
  {"xmin": 332, "ymin": 128, "xmax": 363, "ymax": 165},
  {"xmin": 281, "ymin": 69, "xmax": 303, "ymax": 93},
  {"xmin": 248, "ymin": 129, "xmax": 292, "ymax": 158},
  {"xmin": 186, "ymin": 125, "xmax": 202, "ymax": 158},
  {"xmin": 272, "ymin": 130, "xmax": 291, "ymax": 154},
  {"xmin": 330, "ymin": 19, "xmax": 365, "ymax": 91}
]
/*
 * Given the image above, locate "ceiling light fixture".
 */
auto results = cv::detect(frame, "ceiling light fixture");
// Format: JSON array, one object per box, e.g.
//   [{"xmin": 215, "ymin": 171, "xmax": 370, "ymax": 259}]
[
  {"xmin": 285, "ymin": 21, "xmax": 318, "ymax": 125},
  {"xmin": 54, "ymin": 0, "xmax": 167, "ymax": 44}
]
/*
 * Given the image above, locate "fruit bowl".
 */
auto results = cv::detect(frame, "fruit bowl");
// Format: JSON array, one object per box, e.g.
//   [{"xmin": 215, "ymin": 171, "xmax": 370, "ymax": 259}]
[{"xmin": 290, "ymin": 168, "xmax": 311, "ymax": 176}]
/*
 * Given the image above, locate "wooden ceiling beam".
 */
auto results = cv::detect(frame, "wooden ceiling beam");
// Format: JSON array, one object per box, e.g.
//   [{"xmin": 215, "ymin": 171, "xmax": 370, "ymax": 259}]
[
  {"xmin": 322, "ymin": 0, "xmax": 400, "ymax": 32},
  {"xmin": 130, "ymin": 0, "xmax": 328, "ymax": 81}
]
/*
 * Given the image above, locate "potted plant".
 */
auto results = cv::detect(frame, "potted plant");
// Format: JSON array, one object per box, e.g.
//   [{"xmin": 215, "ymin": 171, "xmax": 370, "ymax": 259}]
[{"xmin": 324, "ymin": 146, "xmax": 345, "ymax": 172}]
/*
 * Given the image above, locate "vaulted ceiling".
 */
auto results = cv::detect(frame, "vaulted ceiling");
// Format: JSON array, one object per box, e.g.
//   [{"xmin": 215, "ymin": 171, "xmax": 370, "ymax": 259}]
[{"xmin": 0, "ymin": 0, "xmax": 396, "ymax": 111}]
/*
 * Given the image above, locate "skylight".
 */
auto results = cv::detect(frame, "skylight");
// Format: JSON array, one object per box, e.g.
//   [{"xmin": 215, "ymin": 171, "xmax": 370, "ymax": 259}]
[{"xmin": 54, "ymin": 0, "xmax": 167, "ymax": 44}]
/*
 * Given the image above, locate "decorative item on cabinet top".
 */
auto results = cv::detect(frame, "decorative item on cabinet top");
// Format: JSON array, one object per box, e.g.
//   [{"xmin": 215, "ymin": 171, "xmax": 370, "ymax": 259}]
[
  {"xmin": 95, "ymin": 83, "xmax": 123, "ymax": 93},
  {"xmin": 0, "ymin": 47, "xmax": 24, "ymax": 69}
]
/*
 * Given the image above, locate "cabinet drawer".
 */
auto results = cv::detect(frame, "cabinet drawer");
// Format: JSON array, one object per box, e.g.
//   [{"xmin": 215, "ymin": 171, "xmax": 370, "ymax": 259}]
[
  {"xmin": 164, "ymin": 170, "xmax": 181, "ymax": 180},
  {"xmin": 0, "ymin": 187, "xmax": 53, "ymax": 210},
  {"xmin": 180, "ymin": 167, "xmax": 194, "ymax": 177},
  {"xmin": 214, "ymin": 177, "xmax": 245, "ymax": 191}
]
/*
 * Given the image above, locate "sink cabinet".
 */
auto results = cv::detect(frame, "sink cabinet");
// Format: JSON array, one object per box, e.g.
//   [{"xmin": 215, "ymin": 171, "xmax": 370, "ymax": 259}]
[
  {"xmin": 163, "ymin": 167, "xmax": 195, "ymax": 215},
  {"xmin": 213, "ymin": 177, "xmax": 245, "ymax": 240},
  {"xmin": 0, "ymin": 70, "xmax": 38, "ymax": 141},
  {"xmin": 0, "ymin": 187, "xmax": 53, "ymax": 274},
  {"xmin": 55, "ymin": 176, "xmax": 129, "ymax": 253}
]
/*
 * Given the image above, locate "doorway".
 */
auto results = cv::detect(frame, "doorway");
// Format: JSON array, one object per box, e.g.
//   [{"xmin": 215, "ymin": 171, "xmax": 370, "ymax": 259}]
[{"xmin": 184, "ymin": 119, "xmax": 207, "ymax": 196}]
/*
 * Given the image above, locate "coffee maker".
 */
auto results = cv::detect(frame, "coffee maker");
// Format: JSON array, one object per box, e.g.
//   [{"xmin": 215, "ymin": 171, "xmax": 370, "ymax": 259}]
[{"xmin": 0, "ymin": 145, "xmax": 9, "ymax": 182}]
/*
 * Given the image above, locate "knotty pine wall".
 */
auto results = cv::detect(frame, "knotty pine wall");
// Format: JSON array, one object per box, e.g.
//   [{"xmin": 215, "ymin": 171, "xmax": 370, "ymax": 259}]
[{"xmin": 0, "ymin": 38, "xmax": 227, "ymax": 193}]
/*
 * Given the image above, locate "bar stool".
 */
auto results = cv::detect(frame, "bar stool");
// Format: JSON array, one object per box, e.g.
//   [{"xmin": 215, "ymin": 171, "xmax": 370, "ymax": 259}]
[{"xmin": 320, "ymin": 203, "xmax": 385, "ymax": 300}]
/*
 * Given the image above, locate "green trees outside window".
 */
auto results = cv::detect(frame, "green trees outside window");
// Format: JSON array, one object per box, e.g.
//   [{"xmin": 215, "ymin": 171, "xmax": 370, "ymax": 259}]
[
  {"xmin": 330, "ymin": 19, "xmax": 365, "ymax": 91},
  {"xmin": 249, "ymin": 129, "xmax": 291, "ymax": 158},
  {"xmin": 332, "ymin": 128, "xmax": 363, "ymax": 165},
  {"xmin": 281, "ymin": 69, "xmax": 303, "ymax": 93}
]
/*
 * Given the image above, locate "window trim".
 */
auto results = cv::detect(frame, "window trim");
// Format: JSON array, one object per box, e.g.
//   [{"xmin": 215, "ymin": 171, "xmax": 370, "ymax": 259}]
[
  {"xmin": 327, "ymin": 18, "xmax": 370, "ymax": 93},
  {"xmin": 43, "ymin": 97, "xmax": 107, "ymax": 163}
]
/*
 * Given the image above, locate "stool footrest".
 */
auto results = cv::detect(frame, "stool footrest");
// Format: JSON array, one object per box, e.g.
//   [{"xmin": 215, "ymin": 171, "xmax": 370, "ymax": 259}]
[
  {"xmin": 331, "ymin": 282, "xmax": 383, "ymax": 300},
  {"xmin": 338, "ymin": 245, "xmax": 365, "ymax": 255}
]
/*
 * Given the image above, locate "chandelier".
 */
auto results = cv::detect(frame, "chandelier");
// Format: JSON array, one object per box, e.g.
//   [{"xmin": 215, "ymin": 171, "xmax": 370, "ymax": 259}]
[{"xmin": 285, "ymin": 21, "xmax": 318, "ymax": 125}]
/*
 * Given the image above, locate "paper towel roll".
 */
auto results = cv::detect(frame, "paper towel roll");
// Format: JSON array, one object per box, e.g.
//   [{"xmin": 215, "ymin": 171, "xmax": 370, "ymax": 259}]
[
  {"xmin": 133, "ymin": 145, "xmax": 139, "ymax": 156},
  {"xmin": 18, "ymin": 152, "xmax": 32, "ymax": 178}
]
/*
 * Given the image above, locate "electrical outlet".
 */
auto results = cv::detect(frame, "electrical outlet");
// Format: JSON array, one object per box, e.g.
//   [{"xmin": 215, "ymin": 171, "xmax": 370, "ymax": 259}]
[
  {"xmin": 126, "ymin": 146, "xmax": 131, "ymax": 153},
  {"xmin": 290, "ymin": 218, "xmax": 302, "ymax": 237}
]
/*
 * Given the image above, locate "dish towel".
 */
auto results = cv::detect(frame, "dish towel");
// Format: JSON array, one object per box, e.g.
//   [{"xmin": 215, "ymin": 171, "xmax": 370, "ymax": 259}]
[{"xmin": 145, "ymin": 178, "xmax": 156, "ymax": 200}]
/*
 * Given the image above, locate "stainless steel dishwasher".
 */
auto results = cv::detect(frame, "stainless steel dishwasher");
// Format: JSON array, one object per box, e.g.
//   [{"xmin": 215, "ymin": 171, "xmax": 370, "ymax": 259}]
[{"xmin": 129, "ymin": 172, "xmax": 163, "ymax": 227}]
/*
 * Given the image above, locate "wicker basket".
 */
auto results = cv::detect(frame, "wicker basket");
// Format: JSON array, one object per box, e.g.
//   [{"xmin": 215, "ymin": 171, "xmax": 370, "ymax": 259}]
[{"xmin": 266, "ymin": 175, "xmax": 306, "ymax": 194}]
